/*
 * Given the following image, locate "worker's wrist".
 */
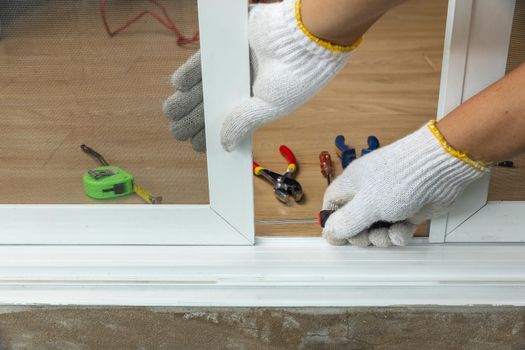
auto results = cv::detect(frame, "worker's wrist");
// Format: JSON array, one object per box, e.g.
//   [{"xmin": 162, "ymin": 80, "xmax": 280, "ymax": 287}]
[
  {"xmin": 295, "ymin": 0, "xmax": 362, "ymax": 53},
  {"xmin": 429, "ymin": 120, "xmax": 491, "ymax": 171},
  {"xmin": 396, "ymin": 121, "xmax": 486, "ymax": 195}
]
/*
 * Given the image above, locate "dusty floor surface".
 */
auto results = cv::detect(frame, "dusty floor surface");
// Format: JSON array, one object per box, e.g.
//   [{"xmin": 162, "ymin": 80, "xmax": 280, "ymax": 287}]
[{"xmin": 0, "ymin": 307, "xmax": 523, "ymax": 349}]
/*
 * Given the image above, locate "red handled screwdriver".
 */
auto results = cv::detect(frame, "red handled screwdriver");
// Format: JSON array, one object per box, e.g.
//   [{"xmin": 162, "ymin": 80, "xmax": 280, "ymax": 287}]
[
  {"xmin": 319, "ymin": 151, "xmax": 334, "ymax": 185},
  {"xmin": 318, "ymin": 151, "xmax": 334, "ymax": 227}
]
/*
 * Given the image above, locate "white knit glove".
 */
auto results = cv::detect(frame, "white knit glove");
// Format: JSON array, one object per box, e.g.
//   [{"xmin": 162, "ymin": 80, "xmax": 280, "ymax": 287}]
[
  {"xmin": 322, "ymin": 121, "xmax": 489, "ymax": 247},
  {"xmin": 163, "ymin": 0, "xmax": 360, "ymax": 152}
]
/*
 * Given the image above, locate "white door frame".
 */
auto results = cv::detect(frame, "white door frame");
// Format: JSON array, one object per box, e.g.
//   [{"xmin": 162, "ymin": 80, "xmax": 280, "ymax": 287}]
[
  {"xmin": 429, "ymin": 0, "xmax": 525, "ymax": 243},
  {"xmin": 0, "ymin": 0, "xmax": 254, "ymax": 245}
]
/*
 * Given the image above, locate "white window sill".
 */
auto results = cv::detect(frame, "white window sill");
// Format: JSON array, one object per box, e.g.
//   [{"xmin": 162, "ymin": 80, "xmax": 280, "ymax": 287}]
[{"xmin": 0, "ymin": 237, "xmax": 524, "ymax": 306}]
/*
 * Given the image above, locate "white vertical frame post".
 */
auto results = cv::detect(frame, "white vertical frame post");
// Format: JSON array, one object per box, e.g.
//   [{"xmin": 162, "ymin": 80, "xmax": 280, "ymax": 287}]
[
  {"xmin": 199, "ymin": 0, "xmax": 253, "ymax": 243},
  {"xmin": 0, "ymin": 0, "xmax": 254, "ymax": 245},
  {"xmin": 429, "ymin": 0, "xmax": 473, "ymax": 242},
  {"xmin": 430, "ymin": 0, "xmax": 519, "ymax": 243}
]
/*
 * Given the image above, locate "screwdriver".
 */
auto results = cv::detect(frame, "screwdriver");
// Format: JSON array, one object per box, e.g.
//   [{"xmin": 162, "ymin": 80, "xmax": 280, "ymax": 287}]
[
  {"xmin": 318, "ymin": 209, "xmax": 391, "ymax": 230},
  {"xmin": 317, "ymin": 152, "xmax": 334, "ymax": 228},
  {"xmin": 319, "ymin": 151, "xmax": 334, "ymax": 185}
]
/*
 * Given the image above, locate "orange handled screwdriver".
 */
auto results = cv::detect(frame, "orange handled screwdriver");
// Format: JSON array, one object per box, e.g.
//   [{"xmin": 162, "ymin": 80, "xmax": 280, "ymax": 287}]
[
  {"xmin": 318, "ymin": 152, "xmax": 334, "ymax": 227},
  {"xmin": 319, "ymin": 151, "xmax": 334, "ymax": 185}
]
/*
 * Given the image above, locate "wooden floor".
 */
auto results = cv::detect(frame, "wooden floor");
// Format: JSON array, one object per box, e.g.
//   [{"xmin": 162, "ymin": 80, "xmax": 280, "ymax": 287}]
[{"xmin": 2, "ymin": 0, "xmax": 521, "ymax": 238}]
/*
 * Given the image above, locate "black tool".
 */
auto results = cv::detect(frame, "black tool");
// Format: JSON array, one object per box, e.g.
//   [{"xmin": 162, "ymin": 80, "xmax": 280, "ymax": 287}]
[{"xmin": 318, "ymin": 209, "xmax": 391, "ymax": 230}]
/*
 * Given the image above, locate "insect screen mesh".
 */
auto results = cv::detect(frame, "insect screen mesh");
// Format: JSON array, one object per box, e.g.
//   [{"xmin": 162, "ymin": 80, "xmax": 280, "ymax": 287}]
[{"xmin": 0, "ymin": 0, "xmax": 208, "ymax": 204}]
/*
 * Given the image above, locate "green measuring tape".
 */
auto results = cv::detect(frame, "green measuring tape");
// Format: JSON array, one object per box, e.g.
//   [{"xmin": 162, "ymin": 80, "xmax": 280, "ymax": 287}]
[
  {"xmin": 83, "ymin": 165, "xmax": 134, "ymax": 199},
  {"xmin": 81, "ymin": 145, "xmax": 162, "ymax": 204}
]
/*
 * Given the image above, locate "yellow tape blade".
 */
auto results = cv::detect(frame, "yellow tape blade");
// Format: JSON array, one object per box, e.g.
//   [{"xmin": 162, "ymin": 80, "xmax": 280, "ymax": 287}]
[{"xmin": 133, "ymin": 183, "xmax": 163, "ymax": 205}]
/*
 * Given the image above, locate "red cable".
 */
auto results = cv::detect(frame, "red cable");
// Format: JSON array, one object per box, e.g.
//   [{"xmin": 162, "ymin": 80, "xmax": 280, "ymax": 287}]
[{"xmin": 100, "ymin": 0, "xmax": 199, "ymax": 45}]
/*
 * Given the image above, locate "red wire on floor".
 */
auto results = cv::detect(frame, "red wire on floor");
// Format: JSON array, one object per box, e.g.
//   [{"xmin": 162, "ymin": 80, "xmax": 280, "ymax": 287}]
[{"xmin": 99, "ymin": 0, "xmax": 199, "ymax": 45}]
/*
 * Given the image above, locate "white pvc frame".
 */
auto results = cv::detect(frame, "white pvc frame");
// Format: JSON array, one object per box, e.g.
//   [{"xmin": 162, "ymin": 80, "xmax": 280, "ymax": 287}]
[
  {"xmin": 0, "ymin": 0, "xmax": 254, "ymax": 246},
  {"xmin": 0, "ymin": 0, "xmax": 525, "ymax": 307},
  {"xmin": 429, "ymin": 0, "xmax": 525, "ymax": 243}
]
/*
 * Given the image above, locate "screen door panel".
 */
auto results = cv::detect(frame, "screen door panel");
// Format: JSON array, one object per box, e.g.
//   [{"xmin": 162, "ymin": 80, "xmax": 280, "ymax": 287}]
[
  {"xmin": 0, "ymin": 0, "xmax": 254, "ymax": 245},
  {"xmin": 0, "ymin": 0, "xmax": 208, "ymax": 205},
  {"xmin": 488, "ymin": 0, "xmax": 525, "ymax": 202}
]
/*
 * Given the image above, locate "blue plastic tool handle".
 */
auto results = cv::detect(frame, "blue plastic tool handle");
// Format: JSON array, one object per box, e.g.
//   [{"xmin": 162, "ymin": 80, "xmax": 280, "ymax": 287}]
[
  {"xmin": 335, "ymin": 135, "xmax": 349, "ymax": 152},
  {"xmin": 361, "ymin": 136, "xmax": 380, "ymax": 156},
  {"xmin": 335, "ymin": 135, "xmax": 356, "ymax": 169}
]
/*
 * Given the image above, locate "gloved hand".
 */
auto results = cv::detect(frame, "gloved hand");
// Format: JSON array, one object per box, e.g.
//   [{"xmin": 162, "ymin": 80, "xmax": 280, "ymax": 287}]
[
  {"xmin": 322, "ymin": 120, "xmax": 489, "ymax": 247},
  {"xmin": 163, "ymin": 0, "xmax": 360, "ymax": 152}
]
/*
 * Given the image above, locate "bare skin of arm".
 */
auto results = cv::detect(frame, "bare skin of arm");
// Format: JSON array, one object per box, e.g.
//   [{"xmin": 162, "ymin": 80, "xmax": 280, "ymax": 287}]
[
  {"xmin": 438, "ymin": 63, "xmax": 525, "ymax": 162},
  {"xmin": 300, "ymin": 0, "xmax": 525, "ymax": 162},
  {"xmin": 301, "ymin": 0, "xmax": 407, "ymax": 46}
]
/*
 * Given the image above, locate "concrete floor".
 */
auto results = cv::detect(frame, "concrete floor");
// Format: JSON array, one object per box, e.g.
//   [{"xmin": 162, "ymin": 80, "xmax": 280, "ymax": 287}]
[{"xmin": 0, "ymin": 307, "xmax": 523, "ymax": 349}]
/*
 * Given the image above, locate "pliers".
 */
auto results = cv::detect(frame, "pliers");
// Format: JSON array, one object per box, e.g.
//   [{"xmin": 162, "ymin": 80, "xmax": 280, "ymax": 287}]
[
  {"xmin": 335, "ymin": 135, "xmax": 357, "ymax": 169},
  {"xmin": 253, "ymin": 145, "xmax": 303, "ymax": 205},
  {"xmin": 335, "ymin": 135, "xmax": 380, "ymax": 169}
]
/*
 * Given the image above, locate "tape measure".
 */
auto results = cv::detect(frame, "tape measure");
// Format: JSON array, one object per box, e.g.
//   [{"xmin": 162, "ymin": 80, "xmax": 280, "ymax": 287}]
[
  {"xmin": 83, "ymin": 166, "xmax": 134, "ymax": 200},
  {"xmin": 81, "ymin": 145, "xmax": 162, "ymax": 204}
]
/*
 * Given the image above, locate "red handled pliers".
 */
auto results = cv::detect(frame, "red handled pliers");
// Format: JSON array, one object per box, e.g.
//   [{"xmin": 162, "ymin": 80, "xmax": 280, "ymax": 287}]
[{"xmin": 253, "ymin": 145, "xmax": 303, "ymax": 205}]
